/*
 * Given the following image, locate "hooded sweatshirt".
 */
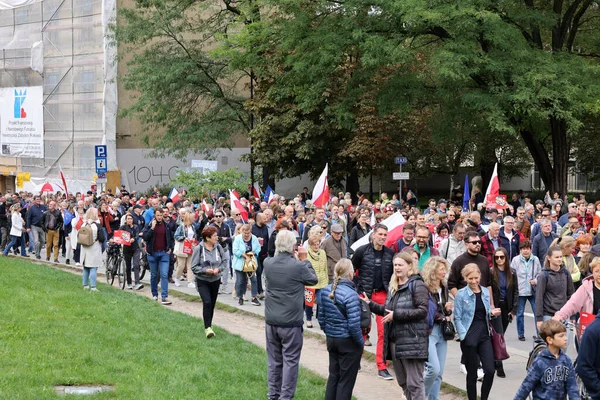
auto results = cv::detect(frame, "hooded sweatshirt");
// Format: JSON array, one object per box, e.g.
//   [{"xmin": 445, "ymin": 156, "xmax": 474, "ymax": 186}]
[
  {"xmin": 535, "ymin": 266, "xmax": 574, "ymax": 322},
  {"xmin": 513, "ymin": 348, "xmax": 579, "ymax": 400},
  {"xmin": 190, "ymin": 242, "xmax": 229, "ymax": 283}
]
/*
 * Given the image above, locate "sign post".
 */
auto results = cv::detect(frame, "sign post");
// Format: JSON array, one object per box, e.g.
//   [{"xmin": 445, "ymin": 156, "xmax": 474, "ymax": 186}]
[
  {"xmin": 394, "ymin": 157, "xmax": 407, "ymax": 204},
  {"xmin": 95, "ymin": 145, "xmax": 107, "ymax": 192}
]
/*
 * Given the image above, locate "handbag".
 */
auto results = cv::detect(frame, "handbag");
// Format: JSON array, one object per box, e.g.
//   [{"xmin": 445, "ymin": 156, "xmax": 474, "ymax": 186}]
[
  {"xmin": 183, "ymin": 238, "xmax": 195, "ymax": 255},
  {"xmin": 440, "ymin": 319, "xmax": 456, "ymax": 341},
  {"xmin": 489, "ymin": 320, "xmax": 510, "ymax": 361},
  {"xmin": 242, "ymin": 253, "xmax": 258, "ymax": 273}
]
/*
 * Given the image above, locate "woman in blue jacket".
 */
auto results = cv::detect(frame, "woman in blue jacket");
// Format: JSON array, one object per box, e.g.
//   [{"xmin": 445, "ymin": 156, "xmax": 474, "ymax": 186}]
[
  {"xmin": 232, "ymin": 224, "xmax": 261, "ymax": 306},
  {"xmin": 317, "ymin": 259, "xmax": 364, "ymax": 400},
  {"xmin": 454, "ymin": 263, "xmax": 502, "ymax": 400}
]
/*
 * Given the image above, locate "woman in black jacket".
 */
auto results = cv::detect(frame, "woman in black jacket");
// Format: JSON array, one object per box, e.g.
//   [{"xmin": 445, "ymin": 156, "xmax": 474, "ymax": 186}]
[
  {"xmin": 268, "ymin": 218, "xmax": 291, "ymax": 257},
  {"xmin": 490, "ymin": 246, "xmax": 518, "ymax": 378},
  {"xmin": 348, "ymin": 212, "xmax": 370, "ymax": 247},
  {"xmin": 364, "ymin": 252, "xmax": 429, "ymax": 399},
  {"xmin": 120, "ymin": 213, "xmax": 143, "ymax": 290}
]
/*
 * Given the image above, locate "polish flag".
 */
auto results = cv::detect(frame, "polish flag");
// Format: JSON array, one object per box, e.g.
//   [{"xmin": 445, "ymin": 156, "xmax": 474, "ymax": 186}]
[
  {"xmin": 312, "ymin": 164, "xmax": 330, "ymax": 208},
  {"xmin": 115, "ymin": 187, "xmax": 121, "ymax": 196},
  {"xmin": 264, "ymin": 185, "xmax": 275, "ymax": 204},
  {"xmin": 351, "ymin": 211, "xmax": 406, "ymax": 251},
  {"xmin": 370, "ymin": 211, "xmax": 376, "ymax": 227},
  {"xmin": 201, "ymin": 199, "xmax": 209, "ymax": 213},
  {"xmin": 168, "ymin": 187, "xmax": 180, "ymax": 203},
  {"xmin": 251, "ymin": 182, "xmax": 262, "ymax": 199},
  {"xmin": 230, "ymin": 190, "xmax": 248, "ymax": 221},
  {"xmin": 484, "ymin": 163, "xmax": 500, "ymax": 207},
  {"xmin": 59, "ymin": 165, "xmax": 69, "ymax": 197}
]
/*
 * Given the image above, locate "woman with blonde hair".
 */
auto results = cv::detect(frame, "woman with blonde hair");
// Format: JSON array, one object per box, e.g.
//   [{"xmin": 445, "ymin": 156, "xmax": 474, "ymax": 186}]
[
  {"xmin": 174, "ymin": 211, "xmax": 198, "ymax": 288},
  {"xmin": 304, "ymin": 234, "xmax": 328, "ymax": 328},
  {"xmin": 364, "ymin": 252, "xmax": 429, "ymax": 399},
  {"xmin": 454, "ymin": 264, "xmax": 502, "ymax": 400},
  {"xmin": 421, "ymin": 256, "xmax": 453, "ymax": 400},
  {"xmin": 232, "ymin": 223, "xmax": 261, "ymax": 306},
  {"xmin": 80, "ymin": 207, "xmax": 105, "ymax": 292},
  {"xmin": 317, "ymin": 259, "xmax": 364, "ymax": 399},
  {"xmin": 551, "ymin": 236, "xmax": 581, "ymax": 289},
  {"xmin": 3, "ymin": 203, "xmax": 26, "ymax": 257}
]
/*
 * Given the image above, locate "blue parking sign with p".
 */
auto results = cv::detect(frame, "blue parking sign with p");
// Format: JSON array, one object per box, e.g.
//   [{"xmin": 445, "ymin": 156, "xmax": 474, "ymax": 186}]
[{"xmin": 95, "ymin": 145, "xmax": 107, "ymax": 158}]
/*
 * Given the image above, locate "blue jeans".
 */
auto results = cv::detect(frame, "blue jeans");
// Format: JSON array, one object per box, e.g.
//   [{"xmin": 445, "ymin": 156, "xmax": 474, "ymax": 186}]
[
  {"xmin": 148, "ymin": 251, "xmax": 170, "ymax": 299},
  {"xmin": 3, "ymin": 235, "xmax": 26, "ymax": 256},
  {"xmin": 235, "ymin": 270, "xmax": 258, "ymax": 299},
  {"xmin": 82, "ymin": 267, "xmax": 97, "ymax": 288},
  {"xmin": 517, "ymin": 295, "xmax": 537, "ymax": 338},
  {"xmin": 424, "ymin": 323, "xmax": 448, "ymax": 400}
]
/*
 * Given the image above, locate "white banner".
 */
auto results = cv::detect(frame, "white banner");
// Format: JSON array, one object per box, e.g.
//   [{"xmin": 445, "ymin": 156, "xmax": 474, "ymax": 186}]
[{"xmin": 0, "ymin": 86, "xmax": 44, "ymax": 158}]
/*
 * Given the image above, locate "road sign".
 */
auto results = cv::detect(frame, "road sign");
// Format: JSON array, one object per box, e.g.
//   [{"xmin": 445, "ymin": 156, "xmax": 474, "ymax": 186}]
[
  {"xmin": 393, "ymin": 172, "xmax": 410, "ymax": 180},
  {"xmin": 95, "ymin": 145, "xmax": 107, "ymax": 158},
  {"xmin": 96, "ymin": 157, "xmax": 107, "ymax": 174},
  {"xmin": 394, "ymin": 157, "xmax": 407, "ymax": 165},
  {"xmin": 96, "ymin": 178, "xmax": 107, "ymax": 184}
]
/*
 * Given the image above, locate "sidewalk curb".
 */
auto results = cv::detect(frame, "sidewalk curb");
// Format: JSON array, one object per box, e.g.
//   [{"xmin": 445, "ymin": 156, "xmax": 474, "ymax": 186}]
[{"xmin": 23, "ymin": 255, "xmax": 469, "ymax": 399}]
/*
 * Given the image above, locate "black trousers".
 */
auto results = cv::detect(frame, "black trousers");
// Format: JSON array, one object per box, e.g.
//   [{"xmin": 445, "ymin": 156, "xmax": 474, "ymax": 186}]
[
  {"xmin": 257, "ymin": 255, "xmax": 266, "ymax": 294},
  {"xmin": 196, "ymin": 279, "xmax": 221, "ymax": 329},
  {"xmin": 460, "ymin": 327, "xmax": 495, "ymax": 400},
  {"xmin": 498, "ymin": 299, "xmax": 510, "ymax": 334},
  {"xmin": 325, "ymin": 337, "xmax": 362, "ymax": 400}
]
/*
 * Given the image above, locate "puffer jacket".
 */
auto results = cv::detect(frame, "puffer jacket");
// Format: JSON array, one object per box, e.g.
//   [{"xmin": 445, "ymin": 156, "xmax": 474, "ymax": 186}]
[
  {"xmin": 317, "ymin": 280, "xmax": 364, "ymax": 346},
  {"xmin": 351, "ymin": 243, "xmax": 394, "ymax": 297},
  {"xmin": 369, "ymin": 274, "xmax": 429, "ymax": 360}
]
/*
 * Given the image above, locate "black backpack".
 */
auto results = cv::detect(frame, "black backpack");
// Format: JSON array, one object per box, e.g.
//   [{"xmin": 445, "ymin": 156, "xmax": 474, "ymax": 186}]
[{"xmin": 334, "ymin": 292, "xmax": 372, "ymax": 329}]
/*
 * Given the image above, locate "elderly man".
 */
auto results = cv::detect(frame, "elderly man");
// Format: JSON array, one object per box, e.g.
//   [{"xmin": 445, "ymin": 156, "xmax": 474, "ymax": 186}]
[
  {"xmin": 263, "ymin": 230, "xmax": 317, "ymax": 400},
  {"xmin": 499, "ymin": 216, "xmax": 520, "ymax": 260},
  {"xmin": 42, "ymin": 200, "xmax": 64, "ymax": 263},
  {"xmin": 320, "ymin": 223, "xmax": 348, "ymax": 283},
  {"xmin": 480, "ymin": 222, "xmax": 502, "ymax": 267},
  {"xmin": 439, "ymin": 222, "xmax": 467, "ymax": 264},
  {"xmin": 532, "ymin": 219, "xmax": 558, "ymax": 262}
]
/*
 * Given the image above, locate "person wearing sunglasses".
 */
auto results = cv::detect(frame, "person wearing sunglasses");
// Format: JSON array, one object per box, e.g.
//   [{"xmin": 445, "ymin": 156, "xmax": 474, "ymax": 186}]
[{"xmin": 489, "ymin": 247, "xmax": 517, "ymax": 378}]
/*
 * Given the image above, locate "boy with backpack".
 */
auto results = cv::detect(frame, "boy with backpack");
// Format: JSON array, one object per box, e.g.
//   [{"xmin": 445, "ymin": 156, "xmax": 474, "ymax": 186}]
[{"xmin": 514, "ymin": 319, "xmax": 580, "ymax": 400}]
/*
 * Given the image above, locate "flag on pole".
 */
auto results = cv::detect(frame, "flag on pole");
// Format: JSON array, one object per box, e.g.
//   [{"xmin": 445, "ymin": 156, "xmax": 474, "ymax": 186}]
[
  {"xmin": 201, "ymin": 199, "xmax": 209, "ymax": 213},
  {"xmin": 462, "ymin": 174, "xmax": 470, "ymax": 212},
  {"xmin": 168, "ymin": 187, "xmax": 180, "ymax": 203},
  {"xmin": 264, "ymin": 185, "xmax": 275, "ymax": 204},
  {"xmin": 115, "ymin": 186, "xmax": 121, "ymax": 196},
  {"xmin": 59, "ymin": 165, "xmax": 69, "ymax": 197},
  {"xmin": 312, "ymin": 164, "xmax": 330, "ymax": 208},
  {"xmin": 251, "ymin": 182, "xmax": 262, "ymax": 199},
  {"xmin": 484, "ymin": 163, "xmax": 500, "ymax": 207},
  {"xmin": 351, "ymin": 211, "xmax": 406, "ymax": 252},
  {"xmin": 230, "ymin": 190, "xmax": 248, "ymax": 221}
]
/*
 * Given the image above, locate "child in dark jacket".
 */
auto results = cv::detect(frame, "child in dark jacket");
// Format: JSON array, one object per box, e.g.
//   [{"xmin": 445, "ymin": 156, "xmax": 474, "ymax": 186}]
[{"xmin": 514, "ymin": 319, "xmax": 580, "ymax": 400}]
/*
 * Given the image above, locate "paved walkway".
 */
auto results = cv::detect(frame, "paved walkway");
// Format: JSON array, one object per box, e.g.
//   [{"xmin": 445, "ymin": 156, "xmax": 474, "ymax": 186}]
[{"xmin": 23, "ymin": 248, "xmax": 577, "ymax": 400}]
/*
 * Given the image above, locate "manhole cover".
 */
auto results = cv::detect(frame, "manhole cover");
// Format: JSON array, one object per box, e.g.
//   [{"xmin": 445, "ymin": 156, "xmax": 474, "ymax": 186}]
[{"xmin": 55, "ymin": 385, "xmax": 115, "ymax": 395}]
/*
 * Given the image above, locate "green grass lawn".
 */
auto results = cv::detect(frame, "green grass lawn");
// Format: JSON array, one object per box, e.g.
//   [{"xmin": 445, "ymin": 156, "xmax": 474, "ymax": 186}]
[{"xmin": 0, "ymin": 258, "xmax": 326, "ymax": 399}]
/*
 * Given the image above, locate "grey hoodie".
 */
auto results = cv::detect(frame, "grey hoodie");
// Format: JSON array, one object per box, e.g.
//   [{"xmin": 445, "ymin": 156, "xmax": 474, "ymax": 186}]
[
  {"xmin": 535, "ymin": 265, "xmax": 574, "ymax": 322},
  {"xmin": 190, "ymin": 242, "xmax": 229, "ymax": 283}
]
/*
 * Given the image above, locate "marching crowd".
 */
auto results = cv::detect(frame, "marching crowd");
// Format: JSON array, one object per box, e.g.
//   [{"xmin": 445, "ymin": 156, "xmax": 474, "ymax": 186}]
[{"xmin": 3, "ymin": 185, "xmax": 600, "ymax": 400}]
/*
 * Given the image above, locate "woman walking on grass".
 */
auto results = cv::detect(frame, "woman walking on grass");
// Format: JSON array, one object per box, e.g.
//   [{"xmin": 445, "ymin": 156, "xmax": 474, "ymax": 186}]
[{"xmin": 80, "ymin": 207, "xmax": 105, "ymax": 292}]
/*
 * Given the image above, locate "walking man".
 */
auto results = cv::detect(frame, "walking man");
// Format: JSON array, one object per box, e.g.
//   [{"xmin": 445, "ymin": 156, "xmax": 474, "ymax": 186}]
[
  {"xmin": 25, "ymin": 195, "xmax": 46, "ymax": 260},
  {"xmin": 263, "ymin": 230, "xmax": 317, "ymax": 400},
  {"xmin": 42, "ymin": 200, "xmax": 63, "ymax": 262},
  {"xmin": 142, "ymin": 210, "xmax": 173, "ymax": 305}
]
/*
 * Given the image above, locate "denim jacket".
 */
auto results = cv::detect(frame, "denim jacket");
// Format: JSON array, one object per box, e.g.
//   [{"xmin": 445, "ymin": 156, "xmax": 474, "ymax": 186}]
[{"xmin": 454, "ymin": 285, "xmax": 492, "ymax": 341}]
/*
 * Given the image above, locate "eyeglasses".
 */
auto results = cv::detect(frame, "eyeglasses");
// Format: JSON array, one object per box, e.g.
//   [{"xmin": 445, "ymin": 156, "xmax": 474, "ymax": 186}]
[
  {"xmin": 542, "ymin": 214, "xmax": 550, "ymax": 217},
  {"xmin": 416, "ymin": 236, "xmax": 429, "ymax": 240},
  {"xmin": 215, "ymin": 215, "xmax": 223, "ymax": 218},
  {"xmin": 332, "ymin": 231, "xmax": 342, "ymax": 235},
  {"xmin": 234, "ymin": 213, "xmax": 240, "ymax": 216},
  {"xmin": 469, "ymin": 240, "xmax": 481, "ymax": 245},
  {"xmin": 495, "ymin": 255, "xmax": 505, "ymax": 259}
]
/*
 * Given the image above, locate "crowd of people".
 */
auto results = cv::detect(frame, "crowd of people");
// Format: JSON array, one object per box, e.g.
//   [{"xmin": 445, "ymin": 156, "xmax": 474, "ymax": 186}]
[{"xmin": 4, "ymin": 184, "xmax": 600, "ymax": 400}]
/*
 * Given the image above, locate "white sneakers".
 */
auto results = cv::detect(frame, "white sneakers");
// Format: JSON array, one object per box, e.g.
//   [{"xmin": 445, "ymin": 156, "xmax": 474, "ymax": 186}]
[
  {"xmin": 187, "ymin": 282, "xmax": 195, "ymax": 289},
  {"xmin": 174, "ymin": 280, "xmax": 181, "ymax": 287},
  {"xmin": 459, "ymin": 364, "xmax": 484, "ymax": 379}
]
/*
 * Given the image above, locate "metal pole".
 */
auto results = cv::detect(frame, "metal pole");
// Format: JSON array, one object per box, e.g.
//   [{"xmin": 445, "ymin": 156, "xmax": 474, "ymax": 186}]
[{"xmin": 399, "ymin": 162, "xmax": 403, "ymax": 205}]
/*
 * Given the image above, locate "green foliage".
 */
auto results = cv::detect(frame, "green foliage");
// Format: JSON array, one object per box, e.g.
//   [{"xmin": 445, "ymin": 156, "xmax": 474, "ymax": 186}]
[{"xmin": 172, "ymin": 167, "xmax": 249, "ymax": 198}]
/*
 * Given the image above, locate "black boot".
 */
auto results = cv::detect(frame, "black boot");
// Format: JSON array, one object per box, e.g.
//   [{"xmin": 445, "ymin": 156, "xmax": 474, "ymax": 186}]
[{"xmin": 495, "ymin": 360, "xmax": 506, "ymax": 378}]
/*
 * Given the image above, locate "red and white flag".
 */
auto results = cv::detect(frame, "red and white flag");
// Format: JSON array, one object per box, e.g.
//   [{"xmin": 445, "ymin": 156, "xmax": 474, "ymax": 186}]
[
  {"xmin": 251, "ymin": 182, "xmax": 261, "ymax": 199},
  {"xmin": 168, "ymin": 187, "xmax": 180, "ymax": 203},
  {"xmin": 370, "ymin": 211, "xmax": 376, "ymax": 228},
  {"xmin": 59, "ymin": 165, "xmax": 69, "ymax": 197},
  {"xmin": 312, "ymin": 164, "xmax": 330, "ymax": 208},
  {"xmin": 351, "ymin": 211, "xmax": 406, "ymax": 251},
  {"xmin": 229, "ymin": 190, "xmax": 248, "ymax": 221},
  {"xmin": 201, "ymin": 199, "xmax": 210, "ymax": 213},
  {"xmin": 484, "ymin": 163, "xmax": 501, "ymax": 208}
]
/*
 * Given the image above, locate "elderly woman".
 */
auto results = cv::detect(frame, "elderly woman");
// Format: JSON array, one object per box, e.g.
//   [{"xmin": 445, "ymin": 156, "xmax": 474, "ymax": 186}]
[
  {"xmin": 80, "ymin": 207, "xmax": 105, "ymax": 292},
  {"xmin": 304, "ymin": 234, "xmax": 329, "ymax": 328},
  {"xmin": 318, "ymin": 259, "xmax": 364, "ymax": 400},
  {"xmin": 454, "ymin": 264, "xmax": 502, "ymax": 400},
  {"xmin": 363, "ymin": 252, "xmax": 429, "ymax": 399},
  {"xmin": 422, "ymin": 256, "xmax": 453, "ymax": 400},
  {"xmin": 191, "ymin": 226, "xmax": 229, "ymax": 338},
  {"xmin": 232, "ymin": 223, "xmax": 261, "ymax": 306}
]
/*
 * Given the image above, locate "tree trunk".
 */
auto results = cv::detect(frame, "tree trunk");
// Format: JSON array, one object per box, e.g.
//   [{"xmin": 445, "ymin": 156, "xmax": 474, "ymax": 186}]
[
  {"xmin": 449, "ymin": 174, "xmax": 455, "ymax": 199},
  {"xmin": 551, "ymin": 116, "xmax": 569, "ymax": 196},
  {"xmin": 345, "ymin": 165, "xmax": 360, "ymax": 197},
  {"xmin": 519, "ymin": 128, "xmax": 555, "ymax": 192},
  {"xmin": 369, "ymin": 173, "xmax": 374, "ymax": 202},
  {"xmin": 262, "ymin": 166, "xmax": 274, "ymax": 192}
]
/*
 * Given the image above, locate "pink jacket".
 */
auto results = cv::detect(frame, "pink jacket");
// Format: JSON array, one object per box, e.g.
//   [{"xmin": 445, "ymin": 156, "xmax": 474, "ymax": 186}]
[{"xmin": 555, "ymin": 275, "xmax": 596, "ymax": 321}]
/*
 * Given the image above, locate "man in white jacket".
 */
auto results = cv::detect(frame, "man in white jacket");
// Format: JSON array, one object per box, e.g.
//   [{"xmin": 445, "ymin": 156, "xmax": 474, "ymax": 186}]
[{"xmin": 439, "ymin": 223, "xmax": 466, "ymax": 264}]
